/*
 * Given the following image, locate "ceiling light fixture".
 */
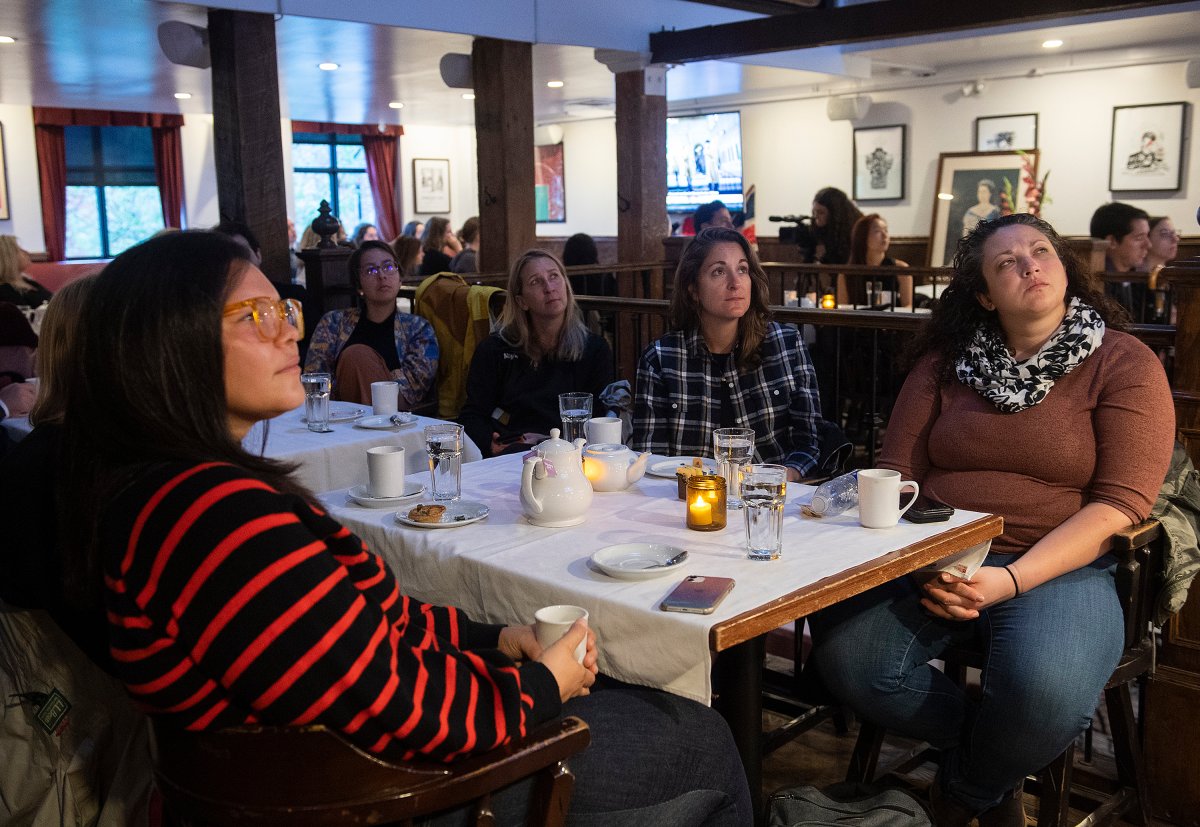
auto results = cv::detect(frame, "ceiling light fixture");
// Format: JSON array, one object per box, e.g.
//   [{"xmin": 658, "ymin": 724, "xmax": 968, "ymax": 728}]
[
  {"xmin": 1042, "ymin": 39, "xmax": 1064, "ymax": 49},
  {"xmin": 318, "ymin": 62, "xmax": 339, "ymax": 71},
  {"xmin": 174, "ymin": 92, "xmax": 192, "ymax": 100},
  {"xmin": 462, "ymin": 92, "xmax": 476, "ymax": 100},
  {"xmin": 546, "ymin": 80, "xmax": 564, "ymax": 88},
  {"xmin": 388, "ymin": 101, "xmax": 404, "ymax": 109},
  {"xmin": 0, "ymin": 36, "xmax": 16, "ymax": 44}
]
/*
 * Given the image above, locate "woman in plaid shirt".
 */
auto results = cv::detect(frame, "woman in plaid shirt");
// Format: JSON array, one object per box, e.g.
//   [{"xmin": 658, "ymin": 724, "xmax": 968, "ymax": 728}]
[{"xmin": 632, "ymin": 228, "xmax": 821, "ymax": 481}]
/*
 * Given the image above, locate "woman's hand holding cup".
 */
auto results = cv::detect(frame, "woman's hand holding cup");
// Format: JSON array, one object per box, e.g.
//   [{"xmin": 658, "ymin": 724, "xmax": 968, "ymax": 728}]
[{"xmin": 537, "ymin": 619, "xmax": 596, "ymax": 702}]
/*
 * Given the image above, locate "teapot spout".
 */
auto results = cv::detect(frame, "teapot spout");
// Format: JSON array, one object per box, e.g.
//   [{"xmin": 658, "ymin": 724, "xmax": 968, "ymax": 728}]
[{"xmin": 627, "ymin": 451, "xmax": 651, "ymax": 484}]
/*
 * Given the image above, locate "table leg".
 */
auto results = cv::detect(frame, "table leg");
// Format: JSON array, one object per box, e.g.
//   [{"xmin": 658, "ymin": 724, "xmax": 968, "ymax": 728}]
[{"xmin": 714, "ymin": 635, "xmax": 765, "ymax": 824}]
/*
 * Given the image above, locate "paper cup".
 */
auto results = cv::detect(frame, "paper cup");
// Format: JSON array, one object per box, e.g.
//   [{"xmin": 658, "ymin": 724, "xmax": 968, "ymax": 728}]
[
  {"xmin": 371, "ymin": 381, "xmax": 399, "ymax": 415},
  {"xmin": 534, "ymin": 604, "xmax": 588, "ymax": 663},
  {"xmin": 366, "ymin": 445, "xmax": 406, "ymax": 498}
]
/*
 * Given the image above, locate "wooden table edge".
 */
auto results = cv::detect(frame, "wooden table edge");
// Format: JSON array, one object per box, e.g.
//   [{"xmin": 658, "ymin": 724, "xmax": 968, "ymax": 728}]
[{"xmin": 708, "ymin": 514, "xmax": 1004, "ymax": 651}]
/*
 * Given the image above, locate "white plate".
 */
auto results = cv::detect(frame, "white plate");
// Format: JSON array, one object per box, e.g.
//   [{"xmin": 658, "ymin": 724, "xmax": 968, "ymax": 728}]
[
  {"xmin": 355, "ymin": 412, "xmax": 418, "ymax": 430},
  {"xmin": 590, "ymin": 543, "xmax": 689, "ymax": 580},
  {"xmin": 347, "ymin": 482, "xmax": 424, "ymax": 507},
  {"xmin": 395, "ymin": 501, "xmax": 490, "ymax": 529},
  {"xmin": 302, "ymin": 402, "xmax": 366, "ymax": 423},
  {"xmin": 646, "ymin": 457, "xmax": 717, "ymax": 478}
]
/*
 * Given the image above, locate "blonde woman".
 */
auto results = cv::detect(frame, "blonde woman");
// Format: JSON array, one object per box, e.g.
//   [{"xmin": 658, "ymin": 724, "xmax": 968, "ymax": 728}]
[
  {"xmin": 29, "ymin": 276, "xmax": 95, "ymax": 427},
  {"xmin": 0, "ymin": 236, "xmax": 52, "ymax": 309},
  {"xmin": 460, "ymin": 249, "xmax": 613, "ymax": 457}
]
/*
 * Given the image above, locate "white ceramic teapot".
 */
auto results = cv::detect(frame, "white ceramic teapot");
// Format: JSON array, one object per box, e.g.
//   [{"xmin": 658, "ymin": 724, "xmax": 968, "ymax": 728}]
[
  {"xmin": 581, "ymin": 443, "xmax": 651, "ymax": 493},
  {"xmin": 520, "ymin": 429, "xmax": 593, "ymax": 527}
]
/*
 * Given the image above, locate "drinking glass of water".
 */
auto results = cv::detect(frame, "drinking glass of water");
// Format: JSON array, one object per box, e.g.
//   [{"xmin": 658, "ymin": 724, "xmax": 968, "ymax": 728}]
[
  {"xmin": 558, "ymin": 393, "xmax": 593, "ymax": 443},
  {"xmin": 424, "ymin": 423, "xmax": 464, "ymax": 501},
  {"xmin": 713, "ymin": 427, "xmax": 755, "ymax": 509},
  {"xmin": 300, "ymin": 372, "xmax": 332, "ymax": 433},
  {"xmin": 743, "ymin": 464, "xmax": 787, "ymax": 560}
]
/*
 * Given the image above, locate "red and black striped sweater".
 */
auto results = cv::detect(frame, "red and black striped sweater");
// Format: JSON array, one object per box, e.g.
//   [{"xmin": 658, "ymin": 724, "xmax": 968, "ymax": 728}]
[{"xmin": 102, "ymin": 461, "xmax": 560, "ymax": 762}]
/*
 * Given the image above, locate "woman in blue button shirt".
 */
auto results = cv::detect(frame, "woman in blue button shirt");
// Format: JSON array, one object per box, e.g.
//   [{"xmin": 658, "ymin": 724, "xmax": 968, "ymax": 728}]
[{"xmin": 632, "ymin": 227, "xmax": 821, "ymax": 481}]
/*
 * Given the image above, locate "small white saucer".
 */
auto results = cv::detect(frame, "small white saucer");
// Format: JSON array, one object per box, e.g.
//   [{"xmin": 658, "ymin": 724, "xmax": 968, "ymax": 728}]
[
  {"xmin": 356, "ymin": 412, "xmax": 418, "ymax": 430},
  {"xmin": 396, "ymin": 501, "xmax": 490, "ymax": 528},
  {"xmin": 590, "ymin": 543, "xmax": 689, "ymax": 580},
  {"xmin": 348, "ymin": 482, "xmax": 424, "ymax": 507}
]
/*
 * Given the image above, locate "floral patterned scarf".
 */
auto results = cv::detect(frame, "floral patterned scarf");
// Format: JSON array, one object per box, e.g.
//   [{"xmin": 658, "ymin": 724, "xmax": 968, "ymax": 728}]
[{"xmin": 955, "ymin": 297, "xmax": 1105, "ymax": 412}]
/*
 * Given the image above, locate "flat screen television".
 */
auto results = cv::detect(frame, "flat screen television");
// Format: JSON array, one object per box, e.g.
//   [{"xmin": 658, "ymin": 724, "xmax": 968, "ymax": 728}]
[{"xmin": 666, "ymin": 111, "xmax": 743, "ymax": 213}]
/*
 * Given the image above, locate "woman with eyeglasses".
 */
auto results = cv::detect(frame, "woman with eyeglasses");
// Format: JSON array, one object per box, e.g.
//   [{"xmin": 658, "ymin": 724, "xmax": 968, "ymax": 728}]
[
  {"xmin": 0, "ymin": 230, "xmax": 752, "ymax": 825},
  {"xmin": 460, "ymin": 249, "xmax": 613, "ymax": 457},
  {"xmin": 304, "ymin": 239, "xmax": 438, "ymax": 407}
]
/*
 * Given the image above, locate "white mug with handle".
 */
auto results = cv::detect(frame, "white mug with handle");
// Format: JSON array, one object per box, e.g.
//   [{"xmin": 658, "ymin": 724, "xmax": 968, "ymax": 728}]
[{"xmin": 858, "ymin": 468, "xmax": 920, "ymax": 529}]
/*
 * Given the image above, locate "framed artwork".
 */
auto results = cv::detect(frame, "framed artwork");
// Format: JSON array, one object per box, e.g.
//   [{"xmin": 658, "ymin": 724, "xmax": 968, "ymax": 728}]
[
  {"xmin": 928, "ymin": 150, "xmax": 1039, "ymax": 268},
  {"xmin": 974, "ymin": 113, "xmax": 1038, "ymax": 151},
  {"xmin": 1109, "ymin": 102, "xmax": 1187, "ymax": 191},
  {"xmin": 852, "ymin": 124, "xmax": 905, "ymax": 201},
  {"xmin": 412, "ymin": 158, "xmax": 451, "ymax": 213},
  {"xmin": 0, "ymin": 123, "xmax": 9, "ymax": 221},
  {"xmin": 534, "ymin": 143, "xmax": 566, "ymax": 222}
]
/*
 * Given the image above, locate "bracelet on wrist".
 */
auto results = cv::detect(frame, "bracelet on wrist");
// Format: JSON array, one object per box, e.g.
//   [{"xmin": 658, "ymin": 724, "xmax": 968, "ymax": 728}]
[{"xmin": 1003, "ymin": 564, "xmax": 1021, "ymax": 597}]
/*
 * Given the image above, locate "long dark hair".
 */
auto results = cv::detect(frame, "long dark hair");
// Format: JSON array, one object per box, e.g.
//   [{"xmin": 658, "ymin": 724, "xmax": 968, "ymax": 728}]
[
  {"xmin": 348, "ymin": 239, "xmax": 400, "ymax": 309},
  {"xmin": 907, "ymin": 213, "xmax": 1129, "ymax": 378},
  {"xmin": 669, "ymin": 227, "xmax": 770, "ymax": 372},
  {"xmin": 59, "ymin": 231, "xmax": 308, "ymax": 607},
  {"xmin": 812, "ymin": 187, "xmax": 863, "ymax": 265}
]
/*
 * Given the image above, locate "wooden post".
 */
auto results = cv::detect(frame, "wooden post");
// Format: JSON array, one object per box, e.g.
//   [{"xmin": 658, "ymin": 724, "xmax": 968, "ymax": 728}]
[
  {"xmin": 472, "ymin": 38, "xmax": 535, "ymax": 274},
  {"xmin": 207, "ymin": 9, "xmax": 290, "ymax": 284},
  {"xmin": 614, "ymin": 68, "xmax": 667, "ymax": 271},
  {"xmin": 1146, "ymin": 259, "xmax": 1200, "ymax": 826}
]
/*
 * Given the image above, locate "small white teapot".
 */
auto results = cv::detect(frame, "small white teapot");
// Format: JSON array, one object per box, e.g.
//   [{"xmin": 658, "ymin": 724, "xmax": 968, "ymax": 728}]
[
  {"xmin": 581, "ymin": 443, "xmax": 651, "ymax": 493},
  {"xmin": 520, "ymin": 429, "xmax": 593, "ymax": 527}
]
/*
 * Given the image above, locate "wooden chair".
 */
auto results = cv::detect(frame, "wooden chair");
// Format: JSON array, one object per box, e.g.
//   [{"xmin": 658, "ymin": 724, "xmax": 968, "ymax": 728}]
[
  {"xmin": 846, "ymin": 519, "xmax": 1164, "ymax": 827},
  {"xmin": 152, "ymin": 716, "xmax": 590, "ymax": 827}
]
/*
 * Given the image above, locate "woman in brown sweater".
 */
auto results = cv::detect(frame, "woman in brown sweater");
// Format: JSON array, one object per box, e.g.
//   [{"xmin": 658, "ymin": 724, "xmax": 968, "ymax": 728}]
[{"xmin": 812, "ymin": 214, "xmax": 1174, "ymax": 827}]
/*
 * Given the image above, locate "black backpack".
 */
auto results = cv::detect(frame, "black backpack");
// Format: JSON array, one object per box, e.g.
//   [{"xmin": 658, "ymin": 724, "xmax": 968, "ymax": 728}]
[{"xmin": 768, "ymin": 783, "xmax": 932, "ymax": 826}]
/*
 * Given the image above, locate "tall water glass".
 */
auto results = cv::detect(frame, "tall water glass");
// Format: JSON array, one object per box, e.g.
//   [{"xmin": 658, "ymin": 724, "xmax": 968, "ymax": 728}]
[
  {"xmin": 558, "ymin": 393, "xmax": 593, "ymax": 443},
  {"xmin": 743, "ymin": 464, "xmax": 788, "ymax": 560},
  {"xmin": 425, "ymin": 423, "xmax": 464, "ymax": 501},
  {"xmin": 300, "ymin": 372, "xmax": 332, "ymax": 433},
  {"xmin": 713, "ymin": 427, "xmax": 755, "ymax": 509}
]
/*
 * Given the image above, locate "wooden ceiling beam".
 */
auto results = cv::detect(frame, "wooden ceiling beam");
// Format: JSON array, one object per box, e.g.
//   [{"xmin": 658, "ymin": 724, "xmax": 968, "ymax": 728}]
[
  {"xmin": 652, "ymin": 0, "xmax": 1185, "ymax": 63},
  {"xmin": 681, "ymin": 0, "xmax": 820, "ymax": 14}
]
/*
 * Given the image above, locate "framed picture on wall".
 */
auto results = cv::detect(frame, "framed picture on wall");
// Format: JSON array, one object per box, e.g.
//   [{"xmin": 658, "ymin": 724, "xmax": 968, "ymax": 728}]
[
  {"xmin": 974, "ymin": 113, "xmax": 1038, "ymax": 151},
  {"xmin": 928, "ymin": 150, "xmax": 1039, "ymax": 268},
  {"xmin": 852, "ymin": 124, "xmax": 905, "ymax": 201},
  {"xmin": 0, "ymin": 123, "xmax": 9, "ymax": 221},
  {"xmin": 1109, "ymin": 102, "xmax": 1187, "ymax": 191},
  {"xmin": 534, "ymin": 143, "xmax": 566, "ymax": 222},
  {"xmin": 412, "ymin": 158, "xmax": 451, "ymax": 213}
]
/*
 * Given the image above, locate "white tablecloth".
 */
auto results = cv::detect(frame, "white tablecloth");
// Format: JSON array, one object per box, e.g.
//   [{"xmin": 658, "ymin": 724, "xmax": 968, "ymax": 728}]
[
  {"xmin": 321, "ymin": 453, "xmax": 989, "ymax": 705},
  {"xmin": 243, "ymin": 406, "xmax": 483, "ymax": 494}
]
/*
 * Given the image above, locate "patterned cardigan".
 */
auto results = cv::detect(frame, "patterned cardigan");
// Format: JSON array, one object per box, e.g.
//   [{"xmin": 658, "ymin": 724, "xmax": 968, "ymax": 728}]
[{"xmin": 303, "ymin": 307, "xmax": 439, "ymax": 408}]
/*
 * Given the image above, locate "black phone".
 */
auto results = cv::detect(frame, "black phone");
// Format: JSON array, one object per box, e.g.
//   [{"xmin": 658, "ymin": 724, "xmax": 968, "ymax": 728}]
[
  {"xmin": 903, "ymin": 495, "xmax": 955, "ymax": 523},
  {"xmin": 660, "ymin": 575, "xmax": 735, "ymax": 615}
]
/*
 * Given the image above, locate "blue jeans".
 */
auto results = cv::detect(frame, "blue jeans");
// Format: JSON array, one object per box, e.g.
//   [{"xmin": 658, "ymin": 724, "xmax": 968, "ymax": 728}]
[
  {"xmin": 421, "ymin": 676, "xmax": 753, "ymax": 826},
  {"xmin": 809, "ymin": 552, "xmax": 1123, "ymax": 815}
]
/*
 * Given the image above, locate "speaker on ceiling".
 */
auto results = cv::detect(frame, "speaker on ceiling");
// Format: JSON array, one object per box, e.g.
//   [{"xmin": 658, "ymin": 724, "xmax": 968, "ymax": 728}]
[
  {"xmin": 1186, "ymin": 59, "xmax": 1200, "ymax": 89},
  {"xmin": 157, "ymin": 21, "xmax": 210, "ymax": 69},
  {"xmin": 827, "ymin": 95, "xmax": 872, "ymax": 121},
  {"xmin": 439, "ymin": 53, "xmax": 473, "ymax": 89}
]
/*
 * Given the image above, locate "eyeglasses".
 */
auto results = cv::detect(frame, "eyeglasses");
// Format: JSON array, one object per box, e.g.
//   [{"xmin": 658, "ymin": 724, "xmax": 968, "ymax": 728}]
[
  {"xmin": 524, "ymin": 271, "xmax": 563, "ymax": 292},
  {"xmin": 361, "ymin": 261, "xmax": 399, "ymax": 279},
  {"xmin": 223, "ymin": 297, "xmax": 304, "ymax": 341}
]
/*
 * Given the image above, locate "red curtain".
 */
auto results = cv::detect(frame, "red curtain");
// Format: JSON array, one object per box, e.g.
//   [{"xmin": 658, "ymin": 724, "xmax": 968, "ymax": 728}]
[
  {"xmin": 32, "ymin": 108, "xmax": 186, "ymax": 259},
  {"xmin": 291, "ymin": 121, "xmax": 403, "ymax": 240},
  {"xmin": 151, "ymin": 126, "xmax": 185, "ymax": 228}
]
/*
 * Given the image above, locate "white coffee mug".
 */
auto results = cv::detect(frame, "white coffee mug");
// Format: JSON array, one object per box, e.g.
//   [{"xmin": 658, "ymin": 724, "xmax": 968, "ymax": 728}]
[
  {"xmin": 366, "ymin": 445, "xmax": 406, "ymax": 498},
  {"xmin": 534, "ymin": 604, "xmax": 588, "ymax": 664},
  {"xmin": 371, "ymin": 381, "xmax": 399, "ymax": 416},
  {"xmin": 586, "ymin": 416, "xmax": 623, "ymax": 445},
  {"xmin": 858, "ymin": 468, "xmax": 920, "ymax": 529}
]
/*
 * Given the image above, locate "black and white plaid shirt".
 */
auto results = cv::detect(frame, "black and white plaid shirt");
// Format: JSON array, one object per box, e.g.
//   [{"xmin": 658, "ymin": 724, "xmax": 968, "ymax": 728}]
[{"xmin": 632, "ymin": 322, "xmax": 820, "ymax": 475}]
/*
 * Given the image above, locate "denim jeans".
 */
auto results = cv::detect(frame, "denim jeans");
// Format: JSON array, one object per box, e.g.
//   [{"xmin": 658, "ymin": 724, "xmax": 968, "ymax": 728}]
[
  {"xmin": 809, "ymin": 552, "xmax": 1123, "ymax": 815},
  {"xmin": 420, "ymin": 676, "xmax": 754, "ymax": 826}
]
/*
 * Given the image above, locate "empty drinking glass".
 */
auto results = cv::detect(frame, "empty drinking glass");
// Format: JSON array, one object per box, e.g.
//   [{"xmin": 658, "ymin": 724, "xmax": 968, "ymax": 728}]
[
  {"xmin": 714, "ymin": 427, "xmax": 755, "ymax": 509},
  {"xmin": 425, "ymin": 423, "xmax": 464, "ymax": 501},
  {"xmin": 743, "ymin": 464, "xmax": 788, "ymax": 560},
  {"xmin": 300, "ymin": 372, "xmax": 332, "ymax": 433},
  {"xmin": 558, "ymin": 392, "xmax": 593, "ymax": 443}
]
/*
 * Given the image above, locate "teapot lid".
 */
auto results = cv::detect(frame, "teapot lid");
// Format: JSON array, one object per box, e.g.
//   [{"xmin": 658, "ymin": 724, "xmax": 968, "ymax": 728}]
[
  {"xmin": 582, "ymin": 442, "xmax": 628, "ymax": 456},
  {"xmin": 535, "ymin": 428, "xmax": 581, "ymax": 456}
]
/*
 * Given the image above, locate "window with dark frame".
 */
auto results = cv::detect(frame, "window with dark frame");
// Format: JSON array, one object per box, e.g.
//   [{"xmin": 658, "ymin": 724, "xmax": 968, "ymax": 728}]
[
  {"xmin": 64, "ymin": 125, "xmax": 164, "ymax": 260},
  {"xmin": 291, "ymin": 132, "xmax": 375, "ymax": 237}
]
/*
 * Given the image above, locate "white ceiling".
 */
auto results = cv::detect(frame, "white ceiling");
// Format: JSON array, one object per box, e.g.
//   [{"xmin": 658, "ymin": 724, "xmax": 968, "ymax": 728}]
[{"xmin": 0, "ymin": 0, "xmax": 1197, "ymax": 127}]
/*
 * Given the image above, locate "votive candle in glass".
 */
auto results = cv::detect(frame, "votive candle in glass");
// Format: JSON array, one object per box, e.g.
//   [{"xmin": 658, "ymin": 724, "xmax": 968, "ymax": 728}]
[{"xmin": 686, "ymin": 475, "xmax": 727, "ymax": 531}]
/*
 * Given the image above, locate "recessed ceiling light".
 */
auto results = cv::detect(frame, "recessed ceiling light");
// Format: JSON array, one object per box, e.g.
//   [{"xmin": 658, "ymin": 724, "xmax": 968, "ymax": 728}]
[
  {"xmin": 1042, "ymin": 39, "xmax": 1063, "ymax": 49},
  {"xmin": 0, "ymin": 35, "xmax": 16, "ymax": 44},
  {"xmin": 318, "ymin": 62, "xmax": 339, "ymax": 71},
  {"xmin": 546, "ymin": 80, "xmax": 564, "ymax": 88},
  {"xmin": 174, "ymin": 92, "xmax": 192, "ymax": 100},
  {"xmin": 388, "ymin": 101, "xmax": 404, "ymax": 109},
  {"xmin": 462, "ymin": 92, "xmax": 476, "ymax": 100}
]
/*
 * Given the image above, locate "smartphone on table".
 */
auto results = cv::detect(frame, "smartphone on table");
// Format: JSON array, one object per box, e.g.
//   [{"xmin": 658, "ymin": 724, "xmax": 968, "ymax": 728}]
[
  {"xmin": 902, "ymin": 495, "xmax": 955, "ymax": 524},
  {"xmin": 660, "ymin": 575, "xmax": 735, "ymax": 615}
]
